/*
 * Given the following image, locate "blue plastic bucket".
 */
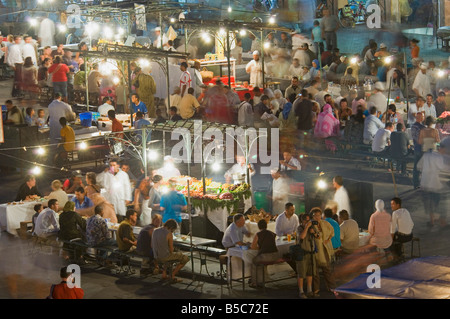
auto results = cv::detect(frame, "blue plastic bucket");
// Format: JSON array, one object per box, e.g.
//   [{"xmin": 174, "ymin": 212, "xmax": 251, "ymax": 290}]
[{"xmin": 79, "ymin": 112, "xmax": 92, "ymax": 127}]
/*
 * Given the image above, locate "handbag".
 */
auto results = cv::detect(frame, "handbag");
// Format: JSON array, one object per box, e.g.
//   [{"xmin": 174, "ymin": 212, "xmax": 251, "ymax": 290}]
[
  {"xmin": 200, "ymin": 67, "xmax": 213, "ymax": 82},
  {"xmin": 289, "ymin": 244, "xmax": 304, "ymax": 261}
]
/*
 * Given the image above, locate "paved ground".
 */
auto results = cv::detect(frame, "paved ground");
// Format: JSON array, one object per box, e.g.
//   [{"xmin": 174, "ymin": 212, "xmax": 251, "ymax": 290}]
[{"xmin": 0, "ymin": 23, "xmax": 449, "ymax": 302}]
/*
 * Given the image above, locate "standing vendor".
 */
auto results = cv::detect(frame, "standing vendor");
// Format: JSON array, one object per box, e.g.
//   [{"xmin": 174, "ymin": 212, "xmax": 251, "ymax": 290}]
[{"xmin": 224, "ymin": 155, "xmax": 255, "ymax": 184}]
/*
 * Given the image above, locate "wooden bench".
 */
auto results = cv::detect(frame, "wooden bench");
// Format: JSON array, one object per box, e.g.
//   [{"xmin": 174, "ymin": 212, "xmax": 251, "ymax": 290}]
[
  {"xmin": 254, "ymin": 257, "xmax": 292, "ymax": 292},
  {"xmin": 174, "ymin": 242, "xmax": 226, "ymax": 279}
]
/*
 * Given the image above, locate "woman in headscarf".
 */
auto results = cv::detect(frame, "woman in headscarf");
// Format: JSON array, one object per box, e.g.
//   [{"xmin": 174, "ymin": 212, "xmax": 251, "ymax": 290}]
[
  {"xmin": 308, "ymin": 59, "xmax": 320, "ymax": 80},
  {"xmin": 273, "ymin": 89, "xmax": 287, "ymax": 113},
  {"xmin": 314, "ymin": 104, "xmax": 340, "ymax": 139},
  {"xmin": 368, "ymin": 199, "xmax": 393, "ymax": 251}
]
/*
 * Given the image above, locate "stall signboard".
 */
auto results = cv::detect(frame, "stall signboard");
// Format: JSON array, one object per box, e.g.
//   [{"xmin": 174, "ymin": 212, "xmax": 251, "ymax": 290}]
[{"xmin": 135, "ymin": 4, "xmax": 147, "ymax": 31}]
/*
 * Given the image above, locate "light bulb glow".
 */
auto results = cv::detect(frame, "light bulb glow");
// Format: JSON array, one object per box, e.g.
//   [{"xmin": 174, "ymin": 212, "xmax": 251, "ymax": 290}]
[
  {"xmin": 29, "ymin": 18, "xmax": 38, "ymax": 27},
  {"xmin": 79, "ymin": 141, "xmax": 88, "ymax": 150},
  {"xmin": 350, "ymin": 57, "xmax": 358, "ymax": 65},
  {"xmin": 228, "ymin": 6, "xmax": 232, "ymax": 12},
  {"xmin": 239, "ymin": 29, "xmax": 247, "ymax": 36},
  {"xmin": 269, "ymin": 16, "xmax": 276, "ymax": 24},
  {"xmin": 437, "ymin": 70, "xmax": 445, "ymax": 78},
  {"xmin": 317, "ymin": 179, "xmax": 327, "ymax": 190},
  {"xmin": 36, "ymin": 147, "xmax": 45, "ymax": 155},
  {"xmin": 147, "ymin": 150, "xmax": 158, "ymax": 161},
  {"xmin": 264, "ymin": 41, "xmax": 270, "ymax": 49},
  {"xmin": 58, "ymin": 24, "xmax": 67, "ymax": 33},
  {"xmin": 31, "ymin": 166, "xmax": 41, "ymax": 175},
  {"xmin": 211, "ymin": 162, "xmax": 221, "ymax": 172}
]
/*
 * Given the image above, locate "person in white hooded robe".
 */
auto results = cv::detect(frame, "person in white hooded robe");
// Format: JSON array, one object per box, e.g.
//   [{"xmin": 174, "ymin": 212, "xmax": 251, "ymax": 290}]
[
  {"xmin": 38, "ymin": 16, "xmax": 56, "ymax": 48},
  {"xmin": 417, "ymin": 137, "xmax": 450, "ymax": 228},
  {"xmin": 103, "ymin": 158, "xmax": 132, "ymax": 219}
]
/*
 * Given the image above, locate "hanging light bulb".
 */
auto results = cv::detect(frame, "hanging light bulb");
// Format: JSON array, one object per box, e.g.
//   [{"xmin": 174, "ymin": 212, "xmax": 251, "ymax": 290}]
[
  {"xmin": 228, "ymin": 6, "xmax": 232, "ymax": 13},
  {"xmin": 79, "ymin": 141, "xmax": 88, "ymax": 150},
  {"xmin": 31, "ymin": 166, "xmax": 42, "ymax": 175},
  {"xmin": 36, "ymin": 147, "xmax": 45, "ymax": 155}
]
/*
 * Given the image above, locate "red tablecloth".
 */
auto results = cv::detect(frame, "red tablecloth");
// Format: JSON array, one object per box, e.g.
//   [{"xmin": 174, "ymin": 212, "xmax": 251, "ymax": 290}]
[
  {"xmin": 203, "ymin": 76, "xmax": 235, "ymax": 86},
  {"xmin": 234, "ymin": 87, "xmax": 255, "ymax": 101}
]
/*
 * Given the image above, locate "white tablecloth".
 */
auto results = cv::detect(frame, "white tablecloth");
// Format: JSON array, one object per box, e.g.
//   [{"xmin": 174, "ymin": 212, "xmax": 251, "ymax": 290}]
[
  {"xmin": 195, "ymin": 197, "xmax": 253, "ymax": 233},
  {"xmin": 359, "ymin": 232, "xmax": 371, "ymax": 247},
  {"xmin": 244, "ymin": 220, "xmax": 276, "ymax": 243},
  {"xmin": 0, "ymin": 200, "xmax": 47, "ymax": 237},
  {"xmin": 227, "ymin": 237, "xmax": 294, "ymax": 281}
]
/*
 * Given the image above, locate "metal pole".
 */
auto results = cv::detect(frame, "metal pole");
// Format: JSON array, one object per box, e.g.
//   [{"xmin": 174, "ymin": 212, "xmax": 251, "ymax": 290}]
[
  {"xmin": 404, "ymin": 52, "xmax": 409, "ymax": 123},
  {"xmin": 227, "ymin": 29, "xmax": 231, "ymax": 86},
  {"xmin": 142, "ymin": 127, "xmax": 147, "ymax": 178},
  {"xmin": 386, "ymin": 77, "xmax": 392, "ymax": 124},
  {"xmin": 184, "ymin": 23, "xmax": 188, "ymax": 56},
  {"xmin": 166, "ymin": 56, "xmax": 171, "ymax": 117},
  {"xmin": 159, "ymin": 13, "xmax": 164, "ymax": 49},
  {"xmin": 85, "ymin": 57, "xmax": 89, "ymax": 112},
  {"xmin": 260, "ymin": 30, "xmax": 265, "ymax": 88},
  {"xmin": 128, "ymin": 60, "xmax": 134, "ymax": 126},
  {"xmin": 187, "ymin": 179, "xmax": 194, "ymax": 279}
]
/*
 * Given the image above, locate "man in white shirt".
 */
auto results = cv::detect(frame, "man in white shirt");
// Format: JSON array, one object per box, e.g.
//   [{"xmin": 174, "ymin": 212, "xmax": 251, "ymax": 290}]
[
  {"xmin": 222, "ymin": 214, "xmax": 251, "ymax": 248},
  {"xmin": 407, "ymin": 96, "xmax": 426, "ymax": 126},
  {"xmin": 424, "ymin": 94, "xmax": 437, "ymax": 119},
  {"xmin": 179, "ymin": 62, "xmax": 192, "ymax": 97},
  {"xmin": 271, "ymin": 168, "xmax": 290, "ymax": 216},
  {"xmin": 245, "ymin": 51, "xmax": 263, "ymax": 88},
  {"xmin": 230, "ymin": 38, "xmax": 243, "ymax": 65},
  {"xmin": 332, "ymin": 176, "xmax": 352, "ymax": 218},
  {"xmin": 280, "ymin": 151, "xmax": 301, "ymax": 171},
  {"xmin": 98, "ymin": 97, "xmax": 115, "ymax": 116},
  {"xmin": 34, "ymin": 199, "xmax": 60, "ymax": 239},
  {"xmin": 363, "ymin": 106, "xmax": 384, "ymax": 144},
  {"xmin": 338, "ymin": 210, "xmax": 359, "ymax": 254},
  {"xmin": 413, "ymin": 63, "xmax": 432, "ymax": 98},
  {"xmin": 368, "ymin": 81, "xmax": 388, "ymax": 114},
  {"xmin": 22, "ymin": 35, "xmax": 37, "ymax": 66},
  {"xmin": 48, "ymin": 93, "xmax": 76, "ymax": 143},
  {"xmin": 7, "ymin": 35, "xmax": 23, "ymax": 67},
  {"xmin": 103, "ymin": 157, "xmax": 132, "ymax": 220},
  {"xmin": 372, "ymin": 122, "xmax": 394, "ymax": 154},
  {"xmin": 237, "ymin": 93, "xmax": 254, "ymax": 127},
  {"xmin": 224, "ymin": 155, "xmax": 255, "ymax": 184},
  {"xmin": 390, "ymin": 197, "xmax": 414, "ymax": 260},
  {"xmin": 275, "ymin": 203, "xmax": 299, "ymax": 237},
  {"xmin": 288, "ymin": 58, "xmax": 303, "ymax": 78},
  {"xmin": 7, "ymin": 35, "xmax": 24, "ymax": 97},
  {"xmin": 192, "ymin": 61, "xmax": 203, "ymax": 97},
  {"xmin": 153, "ymin": 27, "xmax": 168, "ymax": 49}
]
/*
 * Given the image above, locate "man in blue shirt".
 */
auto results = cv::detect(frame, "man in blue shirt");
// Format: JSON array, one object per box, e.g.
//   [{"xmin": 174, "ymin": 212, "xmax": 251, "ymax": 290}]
[
  {"xmin": 133, "ymin": 111, "xmax": 151, "ymax": 144},
  {"xmin": 159, "ymin": 179, "xmax": 187, "ymax": 225},
  {"xmin": 72, "ymin": 187, "xmax": 94, "ymax": 210},
  {"xmin": 131, "ymin": 93, "xmax": 148, "ymax": 114},
  {"xmin": 323, "ymin": 208, "xmax": 341, "ymax": 250}
]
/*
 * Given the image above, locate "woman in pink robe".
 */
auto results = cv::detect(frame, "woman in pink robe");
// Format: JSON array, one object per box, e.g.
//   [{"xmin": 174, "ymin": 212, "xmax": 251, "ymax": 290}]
[{"xmin": 314, "ymin": 104, "xmax": 340, "ymax": 138}]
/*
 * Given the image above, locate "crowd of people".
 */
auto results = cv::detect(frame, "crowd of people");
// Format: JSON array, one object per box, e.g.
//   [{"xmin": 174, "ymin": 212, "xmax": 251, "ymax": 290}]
[
  {"xmin": 220, "ymin": 190, "xmax": 416, "ymax": 297},
  {"xmin": 2, "ymin": 6, "xmax": 450, "ymax": 300},
  {"xmin": 25, "ymin": 154, "xmax": 190, "ymax": 283}
]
